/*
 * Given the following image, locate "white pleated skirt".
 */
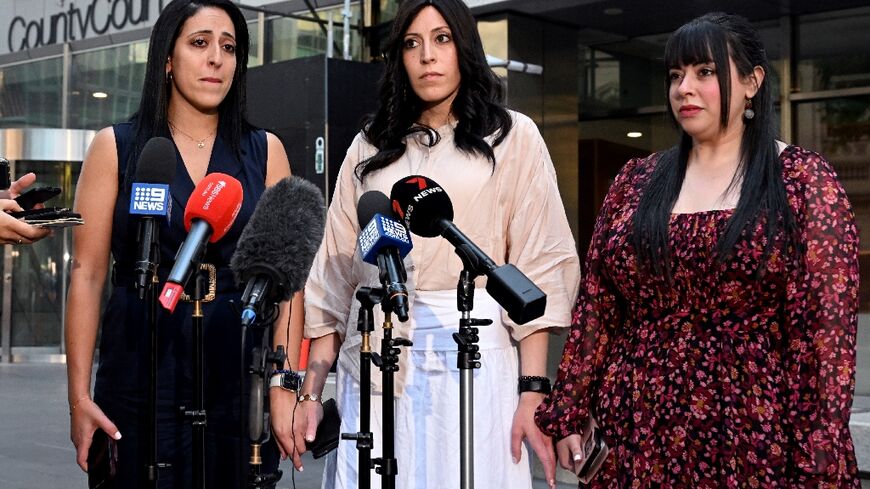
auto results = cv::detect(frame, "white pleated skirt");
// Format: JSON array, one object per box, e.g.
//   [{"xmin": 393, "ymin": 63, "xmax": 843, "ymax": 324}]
[{"xmin": 321, "ymin": 289, "xmax": 533, "ymax": 489}]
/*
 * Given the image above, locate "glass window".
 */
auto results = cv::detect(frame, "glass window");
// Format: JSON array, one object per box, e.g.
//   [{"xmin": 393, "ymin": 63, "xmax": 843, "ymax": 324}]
[
  {"xmin": 578, "ymin": 19, "xmax": 783, "ymax": 119},
  {"xmin": 378, "ymin": 0, "xmax": 399, "ymax": 24},
  {"xmin": 249, "ymin": 19, "xmax": 262, "ymax": 68},
  {"xmin": 794, "ymin": 95, "xmax": 870, "ymax": 313},
  {"xmin": 267, "ymin": 5, "xmax": 362, "ymax": 63},
  {"xmin": 478, "ymin": 18, "xmax": 508, "ymax": 78},
  {"xmin": 578, "ymin": 41, "xmax": 667, "ymax": 117},
  {"xmin": 68, "ymin": 41, "xmax": 149, "ymax": 130},
  {"xmin": 797, "ymin": 6, "xmax": 870, "ymax": 92},
  {"xmin": 7, "ymin": 160, "xmax": 79, "ymax": 348},
  {"xmin": 0, "ymin": 57, "xmax": 63, "ymax": 128}
]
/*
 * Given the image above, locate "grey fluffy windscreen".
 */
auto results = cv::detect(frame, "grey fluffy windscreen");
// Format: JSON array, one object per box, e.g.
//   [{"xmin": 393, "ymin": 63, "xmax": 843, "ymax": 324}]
[
  {"xmin": 135, "ymin": 137, "xmax": 177, "ymax": 184},
  {"xmin": 230, "ymin": 176, "xmax": 326, "ymax": 299}
]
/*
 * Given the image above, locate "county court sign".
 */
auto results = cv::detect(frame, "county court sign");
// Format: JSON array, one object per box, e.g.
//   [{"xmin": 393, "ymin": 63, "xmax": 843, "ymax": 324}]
[{"xmin": 1, "ymin": 0, "xmax": 170, "ymax": 56}]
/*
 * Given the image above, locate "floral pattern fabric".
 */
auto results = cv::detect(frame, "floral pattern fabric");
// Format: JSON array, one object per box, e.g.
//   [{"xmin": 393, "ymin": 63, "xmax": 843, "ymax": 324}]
[{"xmin": 536, "ymin": 145, "xmax": 860, "ymax": 488}]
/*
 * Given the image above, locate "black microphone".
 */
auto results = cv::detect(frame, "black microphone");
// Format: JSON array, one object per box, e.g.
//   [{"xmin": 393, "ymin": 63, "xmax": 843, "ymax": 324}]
[
  {"xmin": 356, "ymin": 191, "xmax": 412, "ymax": 322},
  {"xmin": 230, "ymin": 176, "xmax": 326, "ymax": 326},
  {"xmin": 390, "ymin": 176, "xmax": 547, "ymax": 325},
  {"xmin": 0, "ymin": 157, "xmax": 11, "ymax": 190},
  {"xmin": 129, "ymin": 137, "xmax": 176, "ymax": 298}
]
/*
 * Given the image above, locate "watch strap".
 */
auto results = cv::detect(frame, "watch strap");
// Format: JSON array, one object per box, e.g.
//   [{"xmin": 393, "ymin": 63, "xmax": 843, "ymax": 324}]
[{"xmin": 518, "ymin": 375, "xmax": 552, "ymax": 394}]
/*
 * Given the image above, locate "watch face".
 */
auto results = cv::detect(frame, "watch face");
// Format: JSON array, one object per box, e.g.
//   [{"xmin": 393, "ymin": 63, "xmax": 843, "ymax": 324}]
[{"xmin": 282, "ymin": 372, "xmax": 302, "ymax": 391}]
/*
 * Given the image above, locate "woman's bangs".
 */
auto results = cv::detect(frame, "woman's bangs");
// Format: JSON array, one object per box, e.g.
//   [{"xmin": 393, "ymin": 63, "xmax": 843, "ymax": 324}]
[{"xmin": 665, "ymin": 23, "xmax": 717, "ymax": 69}]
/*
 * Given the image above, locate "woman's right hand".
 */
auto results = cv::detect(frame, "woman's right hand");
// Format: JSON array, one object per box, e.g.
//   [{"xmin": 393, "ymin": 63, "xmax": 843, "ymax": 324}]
[
  {"xmin": 289, "ymin": 399, "xmax": 324, "ymax": 470},
  {"xmin": 555, "ymin": 433, "xmax": 585, "ymax": 472},
  {"xmin": 69, "ymin": 398, "xmax": 121, "ymax": 472}
]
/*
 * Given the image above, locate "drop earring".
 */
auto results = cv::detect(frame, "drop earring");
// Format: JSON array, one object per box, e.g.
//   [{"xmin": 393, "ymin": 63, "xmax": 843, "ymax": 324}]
[{"xmin": 743, "ymin": 98, "xmax": 755, "ymax": 120}]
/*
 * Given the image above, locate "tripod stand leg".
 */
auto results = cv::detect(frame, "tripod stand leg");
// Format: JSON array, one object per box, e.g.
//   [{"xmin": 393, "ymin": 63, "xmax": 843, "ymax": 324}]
[{"xmin": 460, "ymin": 368, "xmax": 474, "ymax": 489}]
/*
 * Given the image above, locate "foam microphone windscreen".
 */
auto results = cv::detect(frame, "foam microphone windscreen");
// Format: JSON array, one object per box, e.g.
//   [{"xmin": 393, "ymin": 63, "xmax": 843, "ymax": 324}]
[
  {"xmin": 229, "ymin": 176, "xmax": 326, "ymax": 299},
  {"xmin": 389, "ymin": 175, "xmax": 454, "ymax": 238},
  {"xmin": 357, "ymin": 190, "xmax": 393, "ymax": 227},
  {"xmin": 135, "ymin": 137, "xmax": 177, "ymax": 184},
  {"xmin": 184, "ymin": 172, "xmax": 243, "ymax": 242}
]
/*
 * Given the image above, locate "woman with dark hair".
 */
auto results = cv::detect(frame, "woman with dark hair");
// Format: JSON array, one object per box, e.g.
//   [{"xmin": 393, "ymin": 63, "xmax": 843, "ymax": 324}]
[
  {"xmin": 536, "ymin": 12, "xmax": 859, "ymax": 487},
  {"xmin": 273, "ymin": 0, "xmax": 580, "ymax": 488},
  {"xmin": 65, "ymin": 1, "xmax": 301, "ymax": 486}
]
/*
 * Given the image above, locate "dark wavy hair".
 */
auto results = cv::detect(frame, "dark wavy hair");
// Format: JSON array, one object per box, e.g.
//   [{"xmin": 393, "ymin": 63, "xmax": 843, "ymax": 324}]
[
  {"xmin": 124, "ymin": 0, "xmax": 251, "ymax": 190},
  {"xmin": 355, "ymin": 0, "xmax": 512, "ymax": 180},
  {"xmin": 632, "ymin": 12, "xmax": 796, "ymax": 277}
]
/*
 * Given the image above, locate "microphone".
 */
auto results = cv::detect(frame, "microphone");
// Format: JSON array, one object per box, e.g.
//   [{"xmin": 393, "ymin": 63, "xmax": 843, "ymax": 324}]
[
  {"xmin": 129, "ymin": 137, "xmax": 176, "ymax": 298},
  {"xmin": 229, "ymin": 176, "xmax": 326, "ymax": 326},
  {"xmin": 0, "ymin": 157, "xmax": 11, "ymax": 190},
  {"xmin": 390, "ymin": 175, "xmax": 546, "ymax": 325},
  {"xmin": 356, "ymin": 191, "xmax": 412, "ymax": 322},
  {"xmin": 159, "ymin": 173, "xmax": 243, "ymax": 313}
]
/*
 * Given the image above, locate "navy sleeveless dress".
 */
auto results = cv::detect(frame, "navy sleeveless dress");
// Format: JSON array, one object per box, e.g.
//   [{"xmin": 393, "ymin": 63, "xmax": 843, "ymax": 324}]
[{"xmin": 92, "ymin": 122, "xmax": 280, "ymax": 488}]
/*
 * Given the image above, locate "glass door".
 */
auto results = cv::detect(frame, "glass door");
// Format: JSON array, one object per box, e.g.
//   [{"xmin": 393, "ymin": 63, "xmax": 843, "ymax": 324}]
[{"xmin": 1, "ymin": 159, "xmax": 79, "ymax": 361}]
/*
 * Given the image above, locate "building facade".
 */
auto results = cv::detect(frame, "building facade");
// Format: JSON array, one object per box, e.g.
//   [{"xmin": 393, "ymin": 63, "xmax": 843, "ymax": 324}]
[{"xmin": 1, "ymin": 0, "xmax": 869, "ymax": 397}]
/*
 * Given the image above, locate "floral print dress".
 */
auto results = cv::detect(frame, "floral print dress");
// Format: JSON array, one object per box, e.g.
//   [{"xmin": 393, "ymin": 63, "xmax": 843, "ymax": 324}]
[{"xmin": 536, "ymin": 145, "xmax": 860, "ymax": 488}]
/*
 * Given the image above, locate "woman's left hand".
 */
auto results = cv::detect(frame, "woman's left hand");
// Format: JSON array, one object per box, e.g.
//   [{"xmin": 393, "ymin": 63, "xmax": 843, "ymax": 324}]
[{"xmin": 511, "ymin": 391, "xmax": 556, "ymax": 489}]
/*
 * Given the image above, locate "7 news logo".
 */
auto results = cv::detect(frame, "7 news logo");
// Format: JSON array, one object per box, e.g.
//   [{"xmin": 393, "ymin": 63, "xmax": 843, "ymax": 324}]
[{"xmin": 130, "ymin": 183, "xmax": 171, "ymax": 216}]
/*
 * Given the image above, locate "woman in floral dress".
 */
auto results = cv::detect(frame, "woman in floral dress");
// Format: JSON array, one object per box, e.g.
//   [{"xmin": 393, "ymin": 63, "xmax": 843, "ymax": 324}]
[{"xmin": 536, "ymin": 12, "xmax": 859, "ymax": 488}]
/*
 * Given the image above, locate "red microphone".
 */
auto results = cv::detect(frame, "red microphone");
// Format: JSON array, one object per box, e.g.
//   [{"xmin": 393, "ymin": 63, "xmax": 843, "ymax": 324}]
[{"xmin": 159, "ymin": 173, "xmax": 243, "ymax": 312}]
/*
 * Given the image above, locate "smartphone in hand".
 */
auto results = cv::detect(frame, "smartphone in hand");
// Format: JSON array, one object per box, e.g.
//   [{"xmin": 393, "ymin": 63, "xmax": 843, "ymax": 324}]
[
  {"xmin": 14, "ymin": 186, "xmax": 61, "ymax": 210},
  {"xmin": 573, "ymin": 417, "xmax": 609, "ymax": 484},
  {"xmin": 87, "ymin": 430, "xmax": 118, "ymax": 489}
]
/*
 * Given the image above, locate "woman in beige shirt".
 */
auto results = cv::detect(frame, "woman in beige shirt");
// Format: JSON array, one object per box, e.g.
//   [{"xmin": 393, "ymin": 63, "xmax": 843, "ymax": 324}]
[{"xmin": 271, "ymin": 1, "xmax": 580, "ymax": 487}]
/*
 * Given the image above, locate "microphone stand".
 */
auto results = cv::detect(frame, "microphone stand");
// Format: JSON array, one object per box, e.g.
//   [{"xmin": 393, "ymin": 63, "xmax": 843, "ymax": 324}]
[
  {"xmin": 245, "ymin": 303, "xmax": 285, "ymax": 489},
  {"xmin": 134, "ymin": 221, "xmax": 168, "ymax": 487},
  {"xmin": 180, "ymin": 269, "xmax": 208, "ymax": 489},
  {"xmin": 341, "ymin": 287, "xmax": 382, "ymax": 489},
  {"xmin": 370, "ymin": 295, "xmax": 412, "ymax": 489},
  {"xmin": 452, "ymin": 248, "xmax": 492, "ymax": 489}
]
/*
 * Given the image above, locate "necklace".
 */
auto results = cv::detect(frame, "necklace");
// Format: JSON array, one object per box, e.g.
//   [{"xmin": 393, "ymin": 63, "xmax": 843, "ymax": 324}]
[{"xmin": 168, "ymin": 121, "xmax": 215, "ymax": 149}]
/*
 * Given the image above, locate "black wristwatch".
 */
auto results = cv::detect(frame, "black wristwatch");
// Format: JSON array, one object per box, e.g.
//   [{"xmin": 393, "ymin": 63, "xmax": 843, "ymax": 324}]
[
  {"xmin": 269, "ymin": 370, "xmax": 302, "ymax": 392},
  {"xmin": 518, "ymin": 375, "xmax": 551, "ymax": 395}
]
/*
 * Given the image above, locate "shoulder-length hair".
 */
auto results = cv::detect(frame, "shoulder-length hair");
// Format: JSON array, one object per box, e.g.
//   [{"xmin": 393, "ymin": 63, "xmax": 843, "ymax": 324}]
[
  {"xmin": 632, "ymin": 12, "xmax": 796, "ymax": 277},
  {"xmin": 124, "ymin": 0, "xmax": 252, "ymax": 190},
  {"xmin": 355, "ymin": 0, "xmax": 512, "ymax": 180}
]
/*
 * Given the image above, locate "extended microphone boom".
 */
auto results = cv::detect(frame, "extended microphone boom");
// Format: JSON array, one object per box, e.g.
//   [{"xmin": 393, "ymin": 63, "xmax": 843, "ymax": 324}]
[
  {"xmin": 229, "ymin": 176, "xmax": 326, "ymax": 326},
  {"xmin": 390, "ymin": 175, "xmax": 546, "ymax": 324}
]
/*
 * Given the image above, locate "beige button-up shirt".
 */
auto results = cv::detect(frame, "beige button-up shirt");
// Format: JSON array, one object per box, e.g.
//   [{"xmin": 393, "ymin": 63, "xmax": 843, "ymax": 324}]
[{"xmin": 304, "ymin": 111, "xmax": 581, "ymax": 390}]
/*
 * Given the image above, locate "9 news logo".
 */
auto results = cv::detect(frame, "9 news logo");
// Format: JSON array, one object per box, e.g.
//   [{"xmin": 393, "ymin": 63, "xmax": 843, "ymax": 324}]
[{"xmin": 130, "ymin": 183, "xmax": 171, "ymax": 216}]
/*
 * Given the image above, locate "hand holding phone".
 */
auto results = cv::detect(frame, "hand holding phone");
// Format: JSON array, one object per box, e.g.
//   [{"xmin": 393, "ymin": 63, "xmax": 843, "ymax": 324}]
[
  {"xmin": 573, "ymin": 416, "xmax": 609, "ymax": 484},
  {"xmin": 87, "ymin": 430, "xmax": 118, "ymax": 488},
  {"xmin": 308, "ymin": 398, "xmax": 341, "ymax": 459}
]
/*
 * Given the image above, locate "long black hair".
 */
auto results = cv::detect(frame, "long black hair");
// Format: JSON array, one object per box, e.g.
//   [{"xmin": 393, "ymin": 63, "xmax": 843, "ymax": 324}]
[
  {"xmin": 632, "ymin": 12, "xmax": 796, "ymax": 277},
  {"xmin": 355, "ymin": 0, "xmax": 512, "ymax": 180},
  {"xmin": 124, "ymin": 0, "xmax": 251, "ymax": 190}
]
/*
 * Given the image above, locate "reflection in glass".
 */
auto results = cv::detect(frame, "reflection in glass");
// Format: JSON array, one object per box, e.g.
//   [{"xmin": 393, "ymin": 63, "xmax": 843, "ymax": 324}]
[
  {"xmin": 0, "ymin": 57, "xmax": 63, "ymax": 128},
  {"xmin": 68, "ymin": 41, "xmax": 149, "ymax": 130},
  {"xmin": 797, "ymin": 7, "xmax": 870, "ymax": 92},
  {"xmin": 8, "ymin": 160, "xmax": 79, "ymax": 348},
  {"xmin": 249, "ymin": 20, "xmax": 262, "ymax": 68},
  {"xmin": 478, "ymin": 18, "xmax": 507, "ymax": 79},
  {"xmin": 578, "ymin": 39, "xmax": 667, "ymax": 118},
  {"xmin": 267, "ymin": 5, "xmax": 362, "ymax": 63}
]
